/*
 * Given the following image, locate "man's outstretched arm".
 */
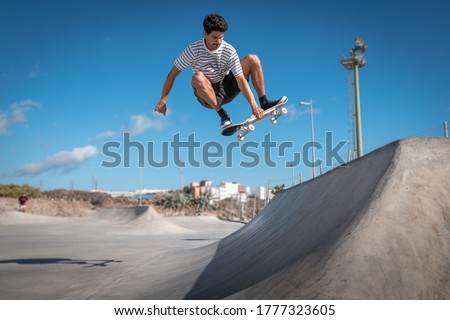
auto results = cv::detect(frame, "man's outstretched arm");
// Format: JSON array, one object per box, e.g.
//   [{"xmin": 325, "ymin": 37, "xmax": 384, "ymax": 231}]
[{"xmin": 154, "ymin": 66, "xmax": 182, "ymax": 116}]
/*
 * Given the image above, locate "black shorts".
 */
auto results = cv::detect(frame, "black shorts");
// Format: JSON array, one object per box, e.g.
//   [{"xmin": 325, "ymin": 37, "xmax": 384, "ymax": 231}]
[{"xmin": 194, "ymin": 73, "xmax": 242, "ymax": 109}]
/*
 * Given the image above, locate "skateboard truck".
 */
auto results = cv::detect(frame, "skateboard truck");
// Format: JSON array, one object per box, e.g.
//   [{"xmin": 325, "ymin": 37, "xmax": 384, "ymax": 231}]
[
  {"xmin": 270, "ymin": 107, "xmax": 288, "ymax": 124},
  {"xmin": 237, "ymin": 123, "xmax": 255, "ymax": 141}
]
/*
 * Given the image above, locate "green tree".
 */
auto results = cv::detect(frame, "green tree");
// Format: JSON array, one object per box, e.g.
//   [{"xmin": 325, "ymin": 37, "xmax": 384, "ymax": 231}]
[{"xmin": 271, "ymin": 184, "xmax": 286, "ymax": 195}]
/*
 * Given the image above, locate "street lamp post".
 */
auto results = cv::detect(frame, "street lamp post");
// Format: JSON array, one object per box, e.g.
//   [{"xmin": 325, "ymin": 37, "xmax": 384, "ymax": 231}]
[
  {"xmin": 138, "ymin": 163, "xmax": 143, "ymax": 206},
  {"xmin": 299, "ymin": 99, "xmax": 316, "ymax": 178},
  {"xmin": 340, "ymin": 37, "xmax": 367, "ymax": 158},
  {"xmin": 290, "ymin": 163, "xmax": 294, "ymax": 186}
]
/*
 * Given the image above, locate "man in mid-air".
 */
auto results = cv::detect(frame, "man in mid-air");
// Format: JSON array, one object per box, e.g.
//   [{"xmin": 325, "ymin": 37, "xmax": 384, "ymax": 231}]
[{"xmin": 154, "ymin": 13, "xmax": 284, "ymax": 129}]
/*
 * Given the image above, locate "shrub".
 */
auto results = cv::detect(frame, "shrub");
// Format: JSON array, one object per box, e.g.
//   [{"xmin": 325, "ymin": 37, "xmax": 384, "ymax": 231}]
[{"xmin": 0, "ymin": 184, "xmax": 42, "ymax": 198}]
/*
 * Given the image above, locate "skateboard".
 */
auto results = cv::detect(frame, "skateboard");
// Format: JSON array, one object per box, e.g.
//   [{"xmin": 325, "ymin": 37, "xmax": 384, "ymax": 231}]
[{"xmin": 221, "ymin": 96, "xmax": 288, "ymax": 141}]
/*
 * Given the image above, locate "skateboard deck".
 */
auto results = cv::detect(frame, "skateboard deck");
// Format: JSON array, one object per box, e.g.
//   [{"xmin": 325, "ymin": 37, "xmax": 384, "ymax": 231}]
[{"xmin": 221, "ymin": 96, "xmax": 288, "ymax": 141}]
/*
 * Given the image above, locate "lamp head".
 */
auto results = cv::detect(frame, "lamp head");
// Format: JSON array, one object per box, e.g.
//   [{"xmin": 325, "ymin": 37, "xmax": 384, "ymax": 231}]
[{"xmin": 354, "ymin": 37, "xmax": 368, "ymax": 53}]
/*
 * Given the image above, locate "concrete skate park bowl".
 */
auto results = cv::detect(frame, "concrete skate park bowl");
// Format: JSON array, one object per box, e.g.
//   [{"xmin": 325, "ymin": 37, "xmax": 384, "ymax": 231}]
[{"xmin": 0, "ymin": 138, "xmax": 449, "ymax": 299}]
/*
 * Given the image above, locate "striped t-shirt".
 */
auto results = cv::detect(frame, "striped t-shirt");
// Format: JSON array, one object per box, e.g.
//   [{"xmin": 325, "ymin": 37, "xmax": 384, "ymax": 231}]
[{"xmin": 174, "ymin": 39, "xmax": 243, "ymax": 84}]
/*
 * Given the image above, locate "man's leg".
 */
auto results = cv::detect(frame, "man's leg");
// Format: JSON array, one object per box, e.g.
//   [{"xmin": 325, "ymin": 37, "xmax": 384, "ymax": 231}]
[
  {"xmin": 240, "ymin": 54, "xmax": 266, "ymax": 99},
  {"xmin": 192, "ymin": 72, "xmax": 220, "ymax": 111},
  {"xmin": 192, "ymin": 72, "xmax": 232, "ymax": 128},
  {"xmin": 241, "ymin": 54, "xmax": 283, "ymax": 109}
]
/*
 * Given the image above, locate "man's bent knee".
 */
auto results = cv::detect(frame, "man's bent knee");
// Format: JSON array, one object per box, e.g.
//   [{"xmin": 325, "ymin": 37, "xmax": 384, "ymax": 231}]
[
  {"xmin": 192, "ymin": 72, "xmax": 209, "ymax": 88},
  {"xmin": 242, "ymin": 53, "xmax": 260, "ymax": 65}
]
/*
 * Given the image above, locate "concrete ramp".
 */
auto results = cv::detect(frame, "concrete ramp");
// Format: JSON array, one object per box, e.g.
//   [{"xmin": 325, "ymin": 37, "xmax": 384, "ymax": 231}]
[
  {"xmin": 131, "ymin": 138, "xmax": 449, "ymax": 299},
  {"xmin": 93, "ymin": 206, "xmax": 192, "ymax": 235},
  {"xmin": 93, "ymin": 206, "xmax": 148, "ymax": 223}
]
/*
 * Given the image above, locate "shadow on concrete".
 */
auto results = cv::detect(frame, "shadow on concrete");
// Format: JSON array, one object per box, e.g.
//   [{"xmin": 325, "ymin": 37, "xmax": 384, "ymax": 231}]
[{"xmin": 0, "ymin": 258, "xmax": 122, "ymax": 268}]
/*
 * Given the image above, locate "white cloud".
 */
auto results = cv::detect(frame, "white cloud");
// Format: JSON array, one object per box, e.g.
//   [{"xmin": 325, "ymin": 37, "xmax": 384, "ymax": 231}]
[
  {"xmin": 15, "ymin": 145, "xmax": 99, "ymax": 176},
  {"xmin": 0, "ymin": 100, "xmax": 41, "ymax": 135},
  {"xmin": 93, "ymin": 130, "xmax": 116, "ymax": 140},
  {"xmin": 93, "ymin": 114, "xmax": 164, "ymax": 140},
  {"xmin": 28, "ymin": 63, "xmax": 45, "ymax": 78},
  {"xmin": 286, "ymin": 104, "xmax": 321, "ymax": 122},
  {"xmin": 128, "ymin": 114, "xmax": 164, "ymax": 134}
]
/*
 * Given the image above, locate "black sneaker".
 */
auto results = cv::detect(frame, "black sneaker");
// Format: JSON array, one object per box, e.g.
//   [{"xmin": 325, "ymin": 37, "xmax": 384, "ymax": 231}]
[
  {"xmin": 262, "ymin": 96, "xmax": 288, "ymax": 111},
  {"xmin": 220, "ymin": 110, "xmax": 232, "ymax": 128}
]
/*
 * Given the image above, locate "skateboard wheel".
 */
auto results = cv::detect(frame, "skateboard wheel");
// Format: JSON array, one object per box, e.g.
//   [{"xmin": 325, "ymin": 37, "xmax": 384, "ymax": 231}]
[
  {"xmin": 248, "ymin": 124, "xmax": 255, "ymax": 131},
  {"xmin": 270, "ymin": 118, "xmax": 277, "ymax": 124},
  {"xmin": 281, "ymin": 107, "xmax": 288, "ymax": 114},
  {"xmin": 237, "ymin": 134, "xmax": 245, "ymax": 141}
]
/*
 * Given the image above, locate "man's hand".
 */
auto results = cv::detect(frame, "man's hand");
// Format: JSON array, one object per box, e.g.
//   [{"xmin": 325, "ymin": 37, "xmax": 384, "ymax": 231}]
[
  {"xmin": 154, "ymin": 99, "xmax": 167, "ymax": 116},
  {"xmin": 252, "ymin": 106, "xmax": 264, "ymax": 119}
]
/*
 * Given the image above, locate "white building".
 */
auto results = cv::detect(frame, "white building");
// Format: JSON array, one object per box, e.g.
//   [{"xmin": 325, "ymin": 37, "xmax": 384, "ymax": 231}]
[
  {"xmin": 210, "ymin": 182, "xmax": 249, "ymax": 201},
  {"xmin": 253, "ymin": 186, "xmax": 268, "ymax": 200}
]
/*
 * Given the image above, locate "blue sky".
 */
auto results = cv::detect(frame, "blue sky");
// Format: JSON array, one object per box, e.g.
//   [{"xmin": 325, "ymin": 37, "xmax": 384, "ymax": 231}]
[{"xmin": 1, "ymin": 0, "xmax": 449, "ymax": 191}]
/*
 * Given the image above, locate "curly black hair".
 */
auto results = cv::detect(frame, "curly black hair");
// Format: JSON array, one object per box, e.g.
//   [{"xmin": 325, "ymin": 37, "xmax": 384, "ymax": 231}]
[{"xmin": 203, "ymin": 14, "xmax": 228, "ymax": 34}]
